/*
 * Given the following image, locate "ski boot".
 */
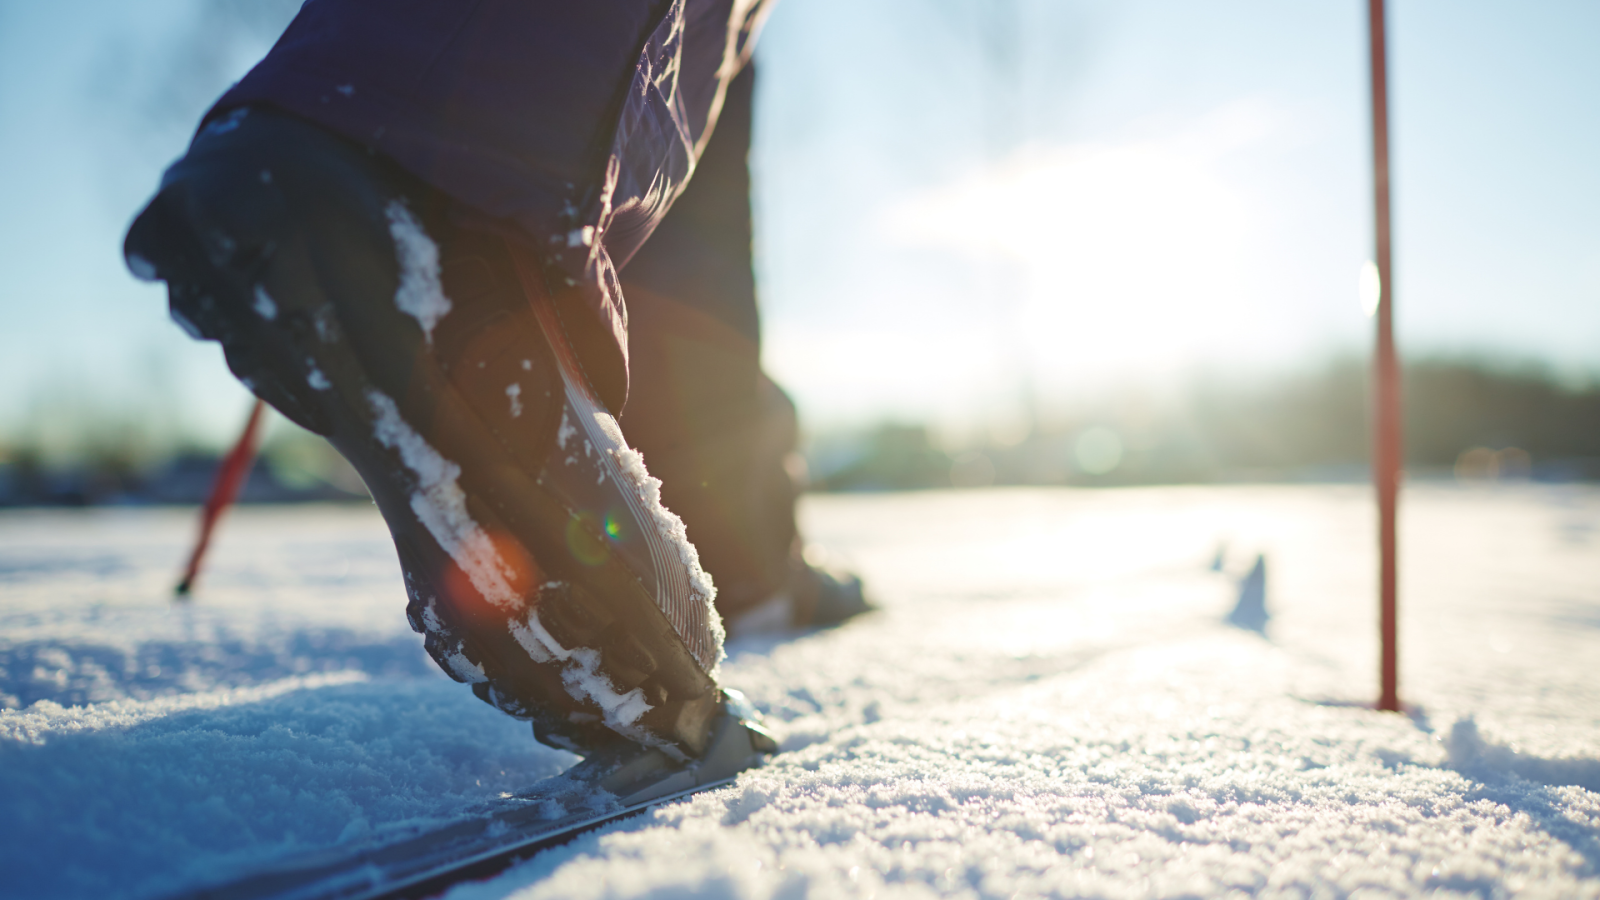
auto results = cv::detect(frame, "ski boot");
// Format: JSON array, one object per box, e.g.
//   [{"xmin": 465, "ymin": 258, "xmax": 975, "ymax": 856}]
[
  {"xmin": 616, "ymin": 287, "xmax": 875, "ymax": 636},
  {"xmin": 124, "ymin": 106, "xmax": 774, "ymax": 766}
]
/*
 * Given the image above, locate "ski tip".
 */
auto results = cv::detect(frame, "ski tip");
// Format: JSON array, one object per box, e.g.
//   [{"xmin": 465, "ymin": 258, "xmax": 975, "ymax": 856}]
[
  {"xmin": 720, "ymin": 689, "xmax": 778, "ymax": 755},
  {"xmin": 743, "ymin": 720, "xmax": 779, "ymax": 755}
]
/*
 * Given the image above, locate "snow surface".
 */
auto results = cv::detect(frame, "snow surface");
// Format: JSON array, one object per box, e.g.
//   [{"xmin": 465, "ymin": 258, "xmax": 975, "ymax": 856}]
[{"xmin": 3, "ymin": 485, "xmax": 1600, "ymax": 899}]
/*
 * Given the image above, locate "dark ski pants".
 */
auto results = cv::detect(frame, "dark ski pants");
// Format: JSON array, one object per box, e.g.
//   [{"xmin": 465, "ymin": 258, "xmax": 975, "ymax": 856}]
[{"xmin": 209, "ymin": 0, "xmax": 798, "ymax": 618}]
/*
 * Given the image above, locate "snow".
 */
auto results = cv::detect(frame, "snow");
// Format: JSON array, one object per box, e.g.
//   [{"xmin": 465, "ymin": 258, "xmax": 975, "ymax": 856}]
[
  {"xmin": 557, "ymin": 409, "xmax": 578, "ymax": 450},
  {"xmin": 306, "ymin": 361, "xmax": 330, "ymax": 390},
  {"xmin": 552, "ymin": 375, "xmax": 724, "ymax": 674},
  {"xmin": 507, "ymin": 612, "xmax": 655, "ymax": 741},
  {"xmin": 610, "ymin": 445, "xmax": 724, "ymax": 669},
  {"xmin": 367, "ymin": 388, "xmax": 522, "ymax": 610},
  {"xmin": 3, "ymin": 485, "xmax": 1600, "ymax": 899},
  {"xmin": 506, "ymin": 382, "xmax": 524, "ymax": 417},
  {"xmin": 386, "ymin": 200, "xmax": 451, "ymax": 343},
  {"xmin": 421, "ymin": 598, "xmax": 489, "ymax": 685},
  {"xmin": 252, "ymin": 284, "xmax": 278, "ymax": 321}
]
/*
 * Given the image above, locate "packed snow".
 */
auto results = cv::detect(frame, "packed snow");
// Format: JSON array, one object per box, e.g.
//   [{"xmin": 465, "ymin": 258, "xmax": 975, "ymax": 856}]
[
  {"xmin": 386, "ymin": 200, "xmax": 451, "ymax": 344},
  {"xmin": 507, "ymin": 607, "xmax": 654, "ymax": 738},
  {"xmin": 610, "ymin": 443, "xmax": 724, "ymax": 671},
  {"xmin": 366, "ymin": 389, "xmax": 523, "ymax": 610},
  {"xmin": 555, "ymin": 372, "xmax": 725, "ymax": 672},
  {"xmin": 2, "ymin": 485, "xmax": 1599, "ymax": 899}
]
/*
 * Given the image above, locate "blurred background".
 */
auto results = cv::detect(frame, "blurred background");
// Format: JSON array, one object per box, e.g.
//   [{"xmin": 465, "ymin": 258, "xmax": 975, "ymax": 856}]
[{"xmin": 0, "ymin": 0, "xmax": 1596, "ymax": 504}]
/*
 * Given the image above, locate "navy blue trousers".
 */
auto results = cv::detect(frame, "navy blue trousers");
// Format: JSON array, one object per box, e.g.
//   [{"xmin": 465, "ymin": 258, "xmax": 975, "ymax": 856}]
[{"xmin": 211, "ymin": 0, "xmax": 796, "ymax": 616}]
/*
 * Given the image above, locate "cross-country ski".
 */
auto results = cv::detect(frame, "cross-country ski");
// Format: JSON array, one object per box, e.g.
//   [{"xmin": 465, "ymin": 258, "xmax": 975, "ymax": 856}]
[{"xmin": 172, "ymin": 697, "xmax": 776, "ymax": 900}]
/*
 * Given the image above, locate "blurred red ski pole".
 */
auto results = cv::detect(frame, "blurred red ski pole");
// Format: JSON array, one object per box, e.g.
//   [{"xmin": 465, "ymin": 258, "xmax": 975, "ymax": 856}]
[{"xmin": 175, "ymin": 398, "xmax": 267, "ymax": 596}]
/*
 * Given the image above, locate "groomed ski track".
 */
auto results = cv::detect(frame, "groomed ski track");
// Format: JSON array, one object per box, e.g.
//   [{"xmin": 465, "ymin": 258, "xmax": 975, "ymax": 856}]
[{"xmin": 4, "ymin": 485, "xmax": 1600, "ymax": 899}]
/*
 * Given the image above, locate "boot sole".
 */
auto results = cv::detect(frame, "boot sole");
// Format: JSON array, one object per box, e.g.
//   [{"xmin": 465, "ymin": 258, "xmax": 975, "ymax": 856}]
[{"xmin": 125, "ymin": 116, "xmax": 722, "ymax": 757}]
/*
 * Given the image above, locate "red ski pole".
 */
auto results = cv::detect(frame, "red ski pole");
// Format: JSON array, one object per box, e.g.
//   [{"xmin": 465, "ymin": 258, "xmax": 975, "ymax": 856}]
[
  {"xmin": 1368, "ymin": 0, "xmax": 1403, "ymax": 713},
  {"xmin": 175, "ymin": 399, "xmax": 268, "ymax": 596}
]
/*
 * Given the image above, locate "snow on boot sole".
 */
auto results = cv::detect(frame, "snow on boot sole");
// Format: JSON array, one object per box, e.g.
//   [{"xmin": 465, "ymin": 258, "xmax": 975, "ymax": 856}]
[{"xmin": 125, "ymin": 107, "xmax": 727, "ymax": 758}]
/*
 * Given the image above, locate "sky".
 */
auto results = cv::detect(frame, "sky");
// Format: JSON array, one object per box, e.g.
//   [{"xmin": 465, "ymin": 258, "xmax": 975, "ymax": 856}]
[{"xmin": 0, "ymin": 0, "xmax": 1596, "ymax": 449}]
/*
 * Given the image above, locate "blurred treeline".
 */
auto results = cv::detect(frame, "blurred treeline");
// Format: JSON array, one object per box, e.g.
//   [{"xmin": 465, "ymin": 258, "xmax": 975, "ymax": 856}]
[
  {"xmin": 2, "ymin": 355, "xmax": 1597, "ymax": 505},
  {"xmin": 0, "ymin": 412, "xmax": 364, "ymax": 507},
  {"xmin": 808, "ymin": 356, "xmax": 1600, "ymax": 491}
]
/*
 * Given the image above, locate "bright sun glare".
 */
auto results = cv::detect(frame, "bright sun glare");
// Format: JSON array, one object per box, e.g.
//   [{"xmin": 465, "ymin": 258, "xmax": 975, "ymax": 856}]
[{"xmin": 880, "ymin": 104, "xmax": 1273, "ymax": 390}]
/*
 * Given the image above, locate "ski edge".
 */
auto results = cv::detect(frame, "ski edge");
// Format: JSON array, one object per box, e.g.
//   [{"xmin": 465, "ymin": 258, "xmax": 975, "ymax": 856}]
[{"xmin": 345, "ymin": 775, "xmax": 742, "ymax": 900}]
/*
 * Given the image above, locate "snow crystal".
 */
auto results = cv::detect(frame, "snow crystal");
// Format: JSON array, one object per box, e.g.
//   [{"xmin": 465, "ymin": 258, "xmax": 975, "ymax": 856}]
[
  {"xmin": 506, "ymin": 383, "xmax": 523, "ymax": 418},
  {"xmin": 386, "ymin": 201, "xmax": 451, "ymax": 343},
  {"xmin": 366, "ymin": 389, "xmax": 521, "ymax": 609},
  {"xmin": 252, "ymin": 284, "xmax": 278, "ymax": 320}
]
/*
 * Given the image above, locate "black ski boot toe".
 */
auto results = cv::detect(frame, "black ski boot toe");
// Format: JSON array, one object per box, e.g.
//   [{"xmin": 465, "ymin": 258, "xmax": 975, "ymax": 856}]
[{"xmin": 126, "ymin": 106, "xmax": 737, "ymax": 760}]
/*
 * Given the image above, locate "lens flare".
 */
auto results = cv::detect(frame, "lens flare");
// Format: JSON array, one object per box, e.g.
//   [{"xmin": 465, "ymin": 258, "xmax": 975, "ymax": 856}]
[
  {"xmin": 566, "ymin": 512, "xmax": 610, "ymax": 566},
  {"xmin": 1359, "ymin": 260, "xmax": 1382, "ymax": 317},
  {"xmin": 443, "ymin": 529, "xmax": 539, "ymax": 620}
]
